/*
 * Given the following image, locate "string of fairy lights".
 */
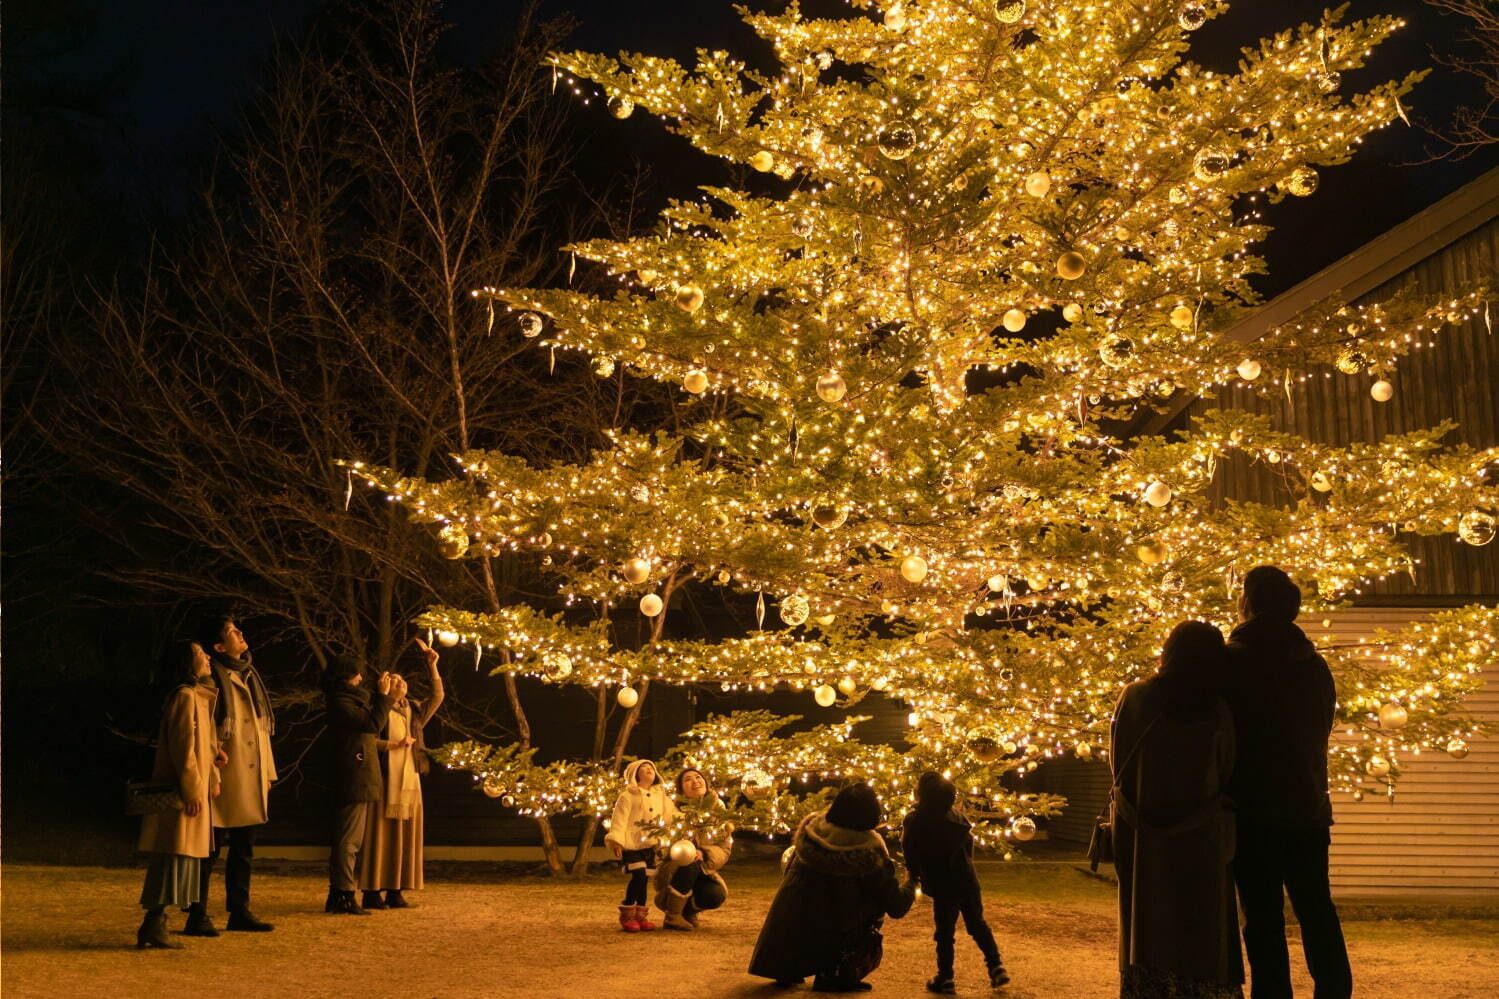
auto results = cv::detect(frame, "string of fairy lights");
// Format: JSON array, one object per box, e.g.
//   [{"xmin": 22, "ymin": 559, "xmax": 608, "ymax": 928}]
[{"xmin": 342, "ymin": 0, "xmax": 1497, "ymax": 846}]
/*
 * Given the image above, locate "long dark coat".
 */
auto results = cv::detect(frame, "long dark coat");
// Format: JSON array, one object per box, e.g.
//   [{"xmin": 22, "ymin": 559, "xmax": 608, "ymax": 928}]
[
  {"xmin": 322, "ymin": 678, "xmax": 394, "ymax": 806},
  {"xmin": 748, "ymin": 810, "xmax": 915, "ymax": 983},
  {"xmin": 1111, "ymin": 676, "xmax": 1243, "ymax": 991}
]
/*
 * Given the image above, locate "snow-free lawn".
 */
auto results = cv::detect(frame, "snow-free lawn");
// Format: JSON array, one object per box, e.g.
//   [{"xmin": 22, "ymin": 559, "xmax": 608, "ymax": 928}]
[{"xmin": 3, "ymin": 860, "xmax": 1496, "ymax": 998}]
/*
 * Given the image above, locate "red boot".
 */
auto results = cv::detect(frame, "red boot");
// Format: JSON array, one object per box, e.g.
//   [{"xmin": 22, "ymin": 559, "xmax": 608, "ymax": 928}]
[
  {"xmin": 633, "ymin": 904, "xmax": 656, "ymax": 931},
  {"xmin": 618, "ymin": 905, "xmax": 641, "ymax": 932}
]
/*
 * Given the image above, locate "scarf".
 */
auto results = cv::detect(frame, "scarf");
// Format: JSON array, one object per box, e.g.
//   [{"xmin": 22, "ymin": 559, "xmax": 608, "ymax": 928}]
[
  {"xmin": 385, "ymin": 702, "xmax": 420, "ymax": 820},
  {"xmin": 210, "ymin": 651, "xmax": 275, "ymax": 735}
]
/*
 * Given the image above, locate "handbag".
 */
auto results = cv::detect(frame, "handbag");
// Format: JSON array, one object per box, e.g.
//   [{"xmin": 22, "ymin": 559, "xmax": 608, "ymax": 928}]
[
  {"xmin": 1086, "ymin": 711, "xmax": 1162, "ymax": 872},
  {"xmin": 125, "ymin": 780, "xmax": 184, "ymax": 815}
]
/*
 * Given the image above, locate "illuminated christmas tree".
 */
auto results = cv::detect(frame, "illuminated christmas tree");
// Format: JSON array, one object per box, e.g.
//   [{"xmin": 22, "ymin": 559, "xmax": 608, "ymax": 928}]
[{"xmin": 349, "ymin": 0, "xmax": 1497, "ymax": 851}]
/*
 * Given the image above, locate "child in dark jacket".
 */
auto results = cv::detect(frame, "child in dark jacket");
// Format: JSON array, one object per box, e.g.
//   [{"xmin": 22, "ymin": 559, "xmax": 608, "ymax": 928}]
[{"xmin": 902, "ymin": 772, "xmax": 1009, "ymax": 994}]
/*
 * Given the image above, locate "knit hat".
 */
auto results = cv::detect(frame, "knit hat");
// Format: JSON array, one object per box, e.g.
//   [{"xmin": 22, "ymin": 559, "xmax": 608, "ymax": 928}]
[{"xmin": 826, "ymin": 782, "xmax": 882, "ymax": 831}]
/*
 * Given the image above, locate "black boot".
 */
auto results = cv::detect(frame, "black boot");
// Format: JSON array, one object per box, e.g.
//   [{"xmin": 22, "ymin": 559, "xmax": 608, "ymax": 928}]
[
  {"xmin": 136, "ymin": 907, "xmax": 182, "ymax": 949},
  {"xmin": 361, "ymin": 890, "xmax": 388, "ymax": 910},
  {"xmin": 926, "ymin": 975, "xmax": 957, "ymax": 994},
  {"xmin": 385, "ymin": 889, "xmax": 413, "ymax": 909},
  {"xmin": 328, "ymin": 890, "xmax": 369, "ymax": 916},
  {"xmin": 182, "ymin": 902, "xmax": 219, "ymax": 937},
  {"xmin": 988, "ymin": 962, "xmax": 1011, "ymax": 988},
  {"xmin": 226, "ymin": 907, "xmax": 274, "ymax": 931}
]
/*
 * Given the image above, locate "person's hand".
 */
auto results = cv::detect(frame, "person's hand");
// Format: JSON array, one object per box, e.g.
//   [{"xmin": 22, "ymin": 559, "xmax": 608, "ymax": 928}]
[
  {"xmin": 215, "ymin": 747, "xmax": 229, "ymax": 768},
  {"xmin": 211, "ymin": 784, "xmax": 222, "ymax": 799},
  {"xmin": 401, "ymin": 736, "xmax": 416, "ymax": 748},
  {"xmin": 414, "ymin": 636, "xmax": 440, "ymax": 671},
  {"xmin": 184, "ymin": 797, "xmax": 203, "ymax": 817},
  {"xmin": 378, "ymin": 672, "xmax": 394, "ymax": 695}
]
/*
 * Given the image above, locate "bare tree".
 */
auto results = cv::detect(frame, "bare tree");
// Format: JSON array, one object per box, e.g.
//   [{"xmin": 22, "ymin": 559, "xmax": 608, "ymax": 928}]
[
  {"xmin": 1424, "ymin": 0, "xmax": 1499, "ymax": 156},
  {"xmin": 37, "ymin": 0, "xmax": 661, "ymax": 871}
]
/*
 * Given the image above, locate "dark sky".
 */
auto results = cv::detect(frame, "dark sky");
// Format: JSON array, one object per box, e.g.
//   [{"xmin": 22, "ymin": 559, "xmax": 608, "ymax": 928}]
[{"xmin": 58, "ymin": 0, "xmax": 1499, "ymax": 296}]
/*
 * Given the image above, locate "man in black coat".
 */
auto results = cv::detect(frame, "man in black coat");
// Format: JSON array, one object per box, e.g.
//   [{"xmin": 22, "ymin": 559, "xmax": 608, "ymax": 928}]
[
  {"xmin": 1225, "ymin": 566, "xmax": 1351, "ymax": 999},
  {"xmin": 321, "ymin": 658, "xmax": 395, "ymax": 916}
]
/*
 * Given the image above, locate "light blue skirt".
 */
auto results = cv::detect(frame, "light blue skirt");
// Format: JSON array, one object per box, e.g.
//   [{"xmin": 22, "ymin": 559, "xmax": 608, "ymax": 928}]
[{"xmin": 139, "ymin": 854, "xmax": 203, "ymax": 909}]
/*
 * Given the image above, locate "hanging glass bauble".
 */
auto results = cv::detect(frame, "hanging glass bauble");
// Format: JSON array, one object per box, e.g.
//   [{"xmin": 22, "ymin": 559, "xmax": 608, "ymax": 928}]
[
  {"xmin": 518, "ymin": 312, "xmax": 544, "ymax": 338},
  {"xmin": 900, "ymin": 555, "xmax": 929, "ymax": 583},
  {"xmin": 884, "ymin": 6, "xmax": 907, "ymax": 30},
  {"xmin": 748, "ymin": 150, "xmax": 774, "ymax": 172},
  {"xmin": 1378, "ymin": 702, "xmax": 1408, "ymax": 730},
  {"xmin": 1056, "ymin": 252, "xmax": 1087, "ymax": 280},
  {"xmin": 969, "ymin": 736, "xmax": 1003, "ymax": 763},
  {"xmin": 1457, "ymin": 510, "xmax": 1497, "ymax": 547},
  {"xmin": 812, "ymin": 505, "xmax": 849, "ymax": 529},
  {"xmin": 1193, "ymin": 146, "xmax": 1233, "ymax": 181},
  {"xmin": 675, "ymin": 284, "xmax": 705, "ymax": 313},
  {"xmin": 1310, "ymin": 471, "xmax": 1334, "ymax": 493},
  {"xmin": 1237, "ymin": 359, "xmax": 1262, "ymax": 380},
  {"xmin": 683, "ymin": 370, "xmax": 710, "ymax": 395},
  {"xmin": 1024, "ymin": 171, "xmax": 1051, "ymax": 197},
  {"xmin": 1447, "ymin": 738, "xmax": 1470, "ymax": 759},
  {"xmin": 1010, "ymin": 816, "xmax": 1037, "ymax": 841},
  {"xmin": 1170, "ymin": 305, "xmax": 1194, "ymax": 329},
  {"xmin": 1003, "ymin": 308, "xmax": 1027, "ymax": 332},
  {"xmin": 1136, "ymin": 540, "xmax": 1169, "ymax": 565},
  {"xmin": 435, "ymin": 630, "xmax": 460, "ymax": 648},
  {"xmin": 1144, "ymin": 481, "xmax": 1172, "ymax": 507},
  {"xmin": 437, "ymin": 522, "xmax": 469, "ymax": 559},
  {"xmin": 1099, "ymin": 335, "xmax": 1135, "ymax": 367},
  {"xmin": 1285, "ymin": 164, "xmax": 1319, "ymax": 197},
  {"xmin": 791, "ymin": 214, "xmax": 815, "ymax": 239},
  {"xmin": 878, "ymin": 121, "xmax": 918, "ymax": 160},
  {"xmin": 639, "ymin": 593, "xmax": 664, "ymax": 617},
  {"xmin": 779, "ymin": 594, "xmax": 811, "ymax": 627},
  {"xmin": 742, "ymin": 769, "xmax": 775, "ymax": 800},
  {"xmin": 617, "ymin": 686, "xmax": 640, "ymax": 708},
  {"xmin": 996, "ymin": 1, "xmax": 1025, "ymax": 24},
  {"xmin": 1178, "ymin": 3, "xmax": 1207, "ymax": 30},
  {"xmin": 1314, "ymin": 69, "xmax": 1341, "ymax": 93},
  {"xmin": 543, "ymin": 653, "xmax": 573, "ymax": 680},
  {"xmin": 837, "ymin": 676, "xmax": 858, "ymax": 696},
  {"xmin": 1062, "ymin": 303, "xmax": 1084, "ymax": 323},
  {"xmin": 622, "ymin": 557, "xmax": 651, "ymax": 585},
  {"xmin": 1366, "ymin": 755, "xmax": 1390, "ymax": 778},
  {"xmin": 607, "ymin": 97, "xmax": 634, "ymax": 120},
  {"xmin": 1335, "ymin": 348, "xmax": 1369, "ymax": 374},
  {"xmin": 482, "ymin": 777, "xmax": 505, "ymax": 798},
  {"xmin": 1370, "ymin": 379, "xmax": 1394, "ymax": 402},
  {"xmin": 813, "ymin": 684, "xmax": 837, "ymax": 707},
  {"xmin": 816, "ymin": 372, "xmax": 848, "ymax": 403}
]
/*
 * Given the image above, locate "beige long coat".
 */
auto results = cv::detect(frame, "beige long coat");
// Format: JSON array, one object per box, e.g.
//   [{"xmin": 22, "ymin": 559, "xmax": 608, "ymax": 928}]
[
  {"xmin": 210, "ymin": 665, "xmax": 277, "ymax": 829},
  {"xmin": 139, "ymin": 683, "xmax": 222, "ymax": 858}
]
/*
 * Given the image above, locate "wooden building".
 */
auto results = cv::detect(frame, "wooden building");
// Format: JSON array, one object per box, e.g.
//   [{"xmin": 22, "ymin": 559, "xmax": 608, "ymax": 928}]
[{"xmin": 1033, "ymin": 167, "xmax": 1499, "ymax": 895}]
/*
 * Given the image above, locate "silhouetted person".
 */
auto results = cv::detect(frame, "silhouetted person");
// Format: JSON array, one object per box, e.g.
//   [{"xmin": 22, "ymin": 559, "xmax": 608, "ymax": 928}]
[{"xmin": 1226, "ymin": 567, "xmax": 1351, "ymax": 999}]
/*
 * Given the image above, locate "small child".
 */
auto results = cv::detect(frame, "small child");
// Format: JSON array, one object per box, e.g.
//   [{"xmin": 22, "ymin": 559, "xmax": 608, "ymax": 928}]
[
  {"xmin": 605, "ymin": 759, "xmax": 676, "ymax": 932},
  {"xmin": 902, "ymin": 772, "xmax": 1009, "ymax": 993}
]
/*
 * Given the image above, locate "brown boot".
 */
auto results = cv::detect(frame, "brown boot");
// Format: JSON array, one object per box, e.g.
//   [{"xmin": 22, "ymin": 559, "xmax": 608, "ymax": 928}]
[
  {"xmin": 661, "ymin": 887, "xmax": 693, "ymax": 931},
  {"xmin": 683, "ymin": 898, "xmax": 700, "ymax": 928},
  {"xmin": 136, "ymin": 907, "xmax": 182, "ymax": 949},
  {"xmin": 632, "ymin": 904, "xmax": 656, "ymax": 931},
  {"xmin": 618, "ymin": 905, "xmax": 641, "ymax": 932}
]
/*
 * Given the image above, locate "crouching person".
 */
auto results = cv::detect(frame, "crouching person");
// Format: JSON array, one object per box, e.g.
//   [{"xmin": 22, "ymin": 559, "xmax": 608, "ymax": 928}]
[
  {"xmin": 655, "ymin": 768, "xmax": 733, "ymax": 931},
  {"xmin": 749, "ymin": 783, "xmax": 916, "ymax": 992}
]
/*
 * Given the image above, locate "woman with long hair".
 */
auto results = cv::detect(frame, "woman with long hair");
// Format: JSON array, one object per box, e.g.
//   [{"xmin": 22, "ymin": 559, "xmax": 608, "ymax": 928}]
[
  {"xmin": 1111, "ymin": 621, "xmax": 1243, "ymax": 999},
  {"xmin": 653, "ymin": 768, "xmax": 733, "ymax": 931}
]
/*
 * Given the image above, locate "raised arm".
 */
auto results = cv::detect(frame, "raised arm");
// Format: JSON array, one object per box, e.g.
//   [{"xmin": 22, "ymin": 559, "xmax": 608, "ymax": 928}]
[{"xmin": 413, "ymin": 637, "xmax": 445, "ymax": 728}]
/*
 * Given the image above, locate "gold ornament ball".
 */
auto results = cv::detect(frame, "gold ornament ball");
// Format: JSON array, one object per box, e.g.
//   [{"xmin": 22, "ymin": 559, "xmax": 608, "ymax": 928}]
[
  {"xmin": 545, "ymin": 653, "xmax": 573, "ymax": 680},
  {"xmin": 638, "ymin": 593, "xmax": 664, "ymax": 617},
  {"xmin": 607, "ymin": 96, "xmax": 634, "ymax": 120},
  {"xmin": 812, "ymin": 505, "xmax": 848, "ymax": 529},
  {"xmin": 1099, "ymin": 335, "xmax": 1135, "ymax": 367},
  {"xmin": 593, "ymin": 357, "xmax": 616, "ymax": 378},
  {"xmin": 837, "ymin": 676, "xmax": 858, "ymax": 696},
  {"xmin": 1062, "ymin": 303, "xmax": 1084, "ymax": 323},
  {"xmin": 791, "ymin": 214, "xmax": 815, "ymax": 239},
  {"xmin": 1010, "ymin": 816, "xmax": 1037, "ymax": 842},
  {"xmin": 1310, "ymin": 471, "xmax": 1333, "ymax": 493},
  {"xmin": 1237, "ymin": 359, "xmax": 1262, "ymax": 380},
  {"xmin": 1370, "ymin": 379, "xmax": 1394, "ymax": 403},
  {"xmin": 1352, "ymin": 788, "xmax": 1365, "ymax": 802},
  {"xmin": 623, "ymin": 557, "xmax": 651, "ymax": 585},
  {"xmin": 1335, "ymin": 348, "xmax": 1369, "ymax": 374},
  {"xmin": 1056, "ymin": 252, "xmax": 1087, "ymax": 281},
  {"xmin": 900, "ymin": 554, "xmax": 929, "ymax": 583},
  {"xmin": 1447, "ymin": 738, "xmax": 1470, "ymax": 760},
  {"xmin": 883, "ymin": 6, "xmax": 907, "ymax": 30},
  {"xmin": 683, "ymin": 369, "xmax": 710, "ymax": 395},
  {"xmin": 1169, "ymin": 305, "xmax": 1194, "ymax": 329},
  {"xmin": 1457, "ymin": 510, "xmax": 1497, "ymax": 547},
  {"xmin": 1026, "ymin": 572, "xmax": 1050, "ymax": 591},
  {"xmin": 1023, "ymin": 171, "xmax": 1051, "ymax": 198},
  {"xmin": 432, "ymin": 630, "xmax": 461, "ymax": 650},
  {"xmin": 517, "ymin": 312, "xmax": 545, "ymax": 338},
  {"xmin": 986, "ymin": 574, "xmax": 1008, "ymax": 592},
  {"xmin": 1075, "ymin": 741, "xmax": 1093, "ymax": 760},
  {"xmin": 816, "ymin": 372, "xmax": 848, "ymax": 403},
  {"xmin": 482, "ymin": 777, "xmax": 505, "ymax": 799},
  {"xmin": 1136, "ymin": 540, "xmax": 1169, "ymax": 565},
  {"xmin": 995, "ymin": 1, "xmax": 1025, "ymax": 24},
  {"xmin": 437, "ymin": 522, "xmax": 470, "ymax": 559},
  {"xmin": 1366, "ymin": 756, "xmax": 1391, "ymax": 778},
  {"xmin": 1193, "ymin": 146, "xmax": 1233, "ymax": 181},
  {"xmin": 878, "ymin": 121, "xmax": 917, "ymax": 160},
  {"xmin": 1285, "ymin": 164, "xmax": 1319, "ymax": 197},
  {"xmin": 1144, "ymin": 481, "xmax": 1173, "ymax": 507},
  {"xmin": 779, "ymin": 594, "xmax": 811, "ymax": 627},
  {"xmin": 813, "ymin": 684, "xmax": 837, "ymax": 708},
  {"xmin": 743, "ymin": 770, "xmax": 774, "ymax": 800},
  {"xmin": 1002, "ymin": 308, "xmax": 1027, "ymax": 333},
  {"xmin": 1178, "ymin": 3, "xmax": 1207, "ymax": 30},
  {"xmin": 675, "ymin": 285, "xmax": 705, "ymax": 313},
  {"xmin": 748, "ymin": 150, "xmax": 774, "ymax": 172},
  {"xmin": 669, "ymin": 839, "xmax": 698, "ymax": 866},
  {"xmin": 1378, "ymin": 702, "xmax": 1408, "ymax": 730},
  {"xmin": 617, "ymin": 686, "xmax": 640, "ymax": 709},
  {"xmin": 969, "ymin": 737, "xmax": 1003, "ymax": 763}
]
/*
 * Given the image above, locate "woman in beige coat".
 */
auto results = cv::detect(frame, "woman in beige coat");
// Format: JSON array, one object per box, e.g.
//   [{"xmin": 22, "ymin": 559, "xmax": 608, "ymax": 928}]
[
  {"xmin": 358, "ymin": 637, "xmax": 444, "ymax": 910},
  {"xmin": 136, "ymin": 641, "xmax": 224, "ymax": 949}
]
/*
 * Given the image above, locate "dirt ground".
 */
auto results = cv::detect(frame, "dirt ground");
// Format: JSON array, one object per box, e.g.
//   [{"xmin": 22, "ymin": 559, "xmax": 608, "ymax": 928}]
[{"xmin": 3, "ymin": 860, "xmax": 1496, "ymax": 999}]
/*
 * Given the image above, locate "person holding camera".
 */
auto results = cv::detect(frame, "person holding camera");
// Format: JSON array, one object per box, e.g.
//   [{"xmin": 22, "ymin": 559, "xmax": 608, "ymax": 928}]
[
  {"xmin": 358, "ymin": 637, "xmax": 445, "ymax": 910},
  {"xmin": 321, "ymin": 657, "xmax": 396, "ymax": 916}
]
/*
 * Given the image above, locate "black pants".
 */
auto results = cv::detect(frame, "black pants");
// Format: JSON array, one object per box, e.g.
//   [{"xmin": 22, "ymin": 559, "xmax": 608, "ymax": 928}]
[
  {"xmin": 202, "ymin": 825, "xmax": 259, "ymax": 912},
  {"xmin": 1234, "ymin": 824, "xmax": 1352, "ymax": 999},
  {"xmin": 668, "ymin": 861, "xmax": 726, "ymax": 910},
  {"xmin": 932, "ymin": 889, "xmax": 1002, "ymax": 978},
  {"xmin": 620, "ymin": 847, "xmax": 655, "ymax": 906}
]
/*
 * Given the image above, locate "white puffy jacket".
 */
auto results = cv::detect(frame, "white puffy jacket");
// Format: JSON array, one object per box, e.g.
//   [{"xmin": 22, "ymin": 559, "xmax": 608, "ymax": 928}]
[{"xmin": 604, "ymin": 759, "xmax": 678, "ymax": 852}]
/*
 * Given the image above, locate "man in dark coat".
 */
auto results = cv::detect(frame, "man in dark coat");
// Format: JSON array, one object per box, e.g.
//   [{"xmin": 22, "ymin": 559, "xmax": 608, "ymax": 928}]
[
  {"xmin": 749, "ymin": 783, "xmax": 915, "ymax": 992},
  {"xmin": 321, "ymin": 658, "xmax": 395, "ymax": 916},
  {"xmin": 901, "ymin": 772, "xmax": 1008, "ymax": 994},
  {"xmin": 1225, "ymin": 566, "xmax": 1352, "ymax": 999}
]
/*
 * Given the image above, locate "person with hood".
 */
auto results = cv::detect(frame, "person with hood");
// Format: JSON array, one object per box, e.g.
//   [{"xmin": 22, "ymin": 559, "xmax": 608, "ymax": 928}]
[
  {"xmin": 135, "ymin": 641, "xmax": 224, "ymax": 949},
  {"xmin": 197, "ymin": 614, "xmax": 276, "ymax": 934},
  {"xmin": 654, "ymin": 767, "xmax": 733, "ymax": 931},
  {"xmin": 358, "ymin": 637, "xmax": 445, "ymax": 911},
  {"xmin": 322, "ymin": 657, "xmax": 396, "ymax": 916},
  {"xmin": 605, "ymin": 759, "xmax": 677, "ymax": 932},
  {"xmin": 1225, "ymin": 567, "xmax": 1351, "ymax": 999},
  {"xmin": 1111, "ymin": 620, "xmax": 1242, "ymax": 999},
  {"xmin": 901, "ymin": 772, "xmax": 1008, "ymax": 993},
  {"xmin": 748, "ymin": 782, "xmax": 916, "ymax": 992}
]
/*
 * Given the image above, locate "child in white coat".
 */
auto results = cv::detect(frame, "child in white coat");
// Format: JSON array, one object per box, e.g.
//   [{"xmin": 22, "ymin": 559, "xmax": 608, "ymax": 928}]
[{"xmin": 605, "ymin": 759, "xmax": 677, "ymax": 932}]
